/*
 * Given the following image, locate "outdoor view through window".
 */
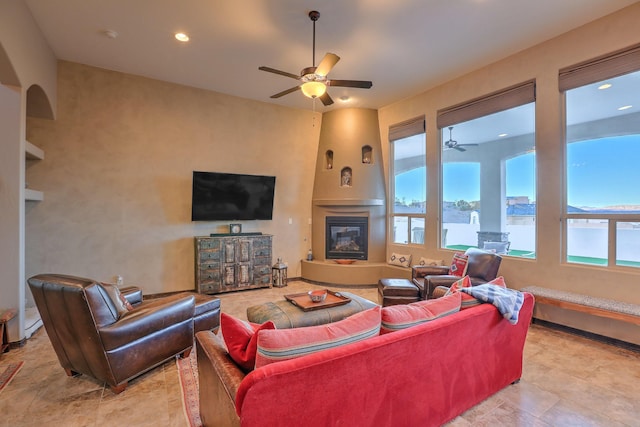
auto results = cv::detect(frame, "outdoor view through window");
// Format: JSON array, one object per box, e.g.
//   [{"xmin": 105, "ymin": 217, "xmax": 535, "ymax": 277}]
[
  {"xmin": 564, "ymin": 69, "xmax": 640, "ymax": 268},
  {"xmin": 392, "ymin": 132, "xmax": 426, "ymax": 245},
  {"xmin": 440, "ymin": 103, "xmax": 536, "ymax": 257}
]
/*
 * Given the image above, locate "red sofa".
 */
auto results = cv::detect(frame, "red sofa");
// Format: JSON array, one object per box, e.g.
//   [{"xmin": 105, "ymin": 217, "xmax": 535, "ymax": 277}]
[{"xmin": 196, "ymin": 292, "xmax": 534, "ymax": 427}]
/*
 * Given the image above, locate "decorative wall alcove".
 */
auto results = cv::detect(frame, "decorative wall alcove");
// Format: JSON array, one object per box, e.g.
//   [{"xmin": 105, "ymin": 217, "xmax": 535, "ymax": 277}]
[
  {"xmin": 362, "ymin": 145, "xmax": 372, "ymax": 164},
  {"xmin": 325, "ymin": 150, "xmax": 333, "ymax": 169},
  {"xmin": 340, "ymin": 167, "xmax": 352, "ymax": 187}
]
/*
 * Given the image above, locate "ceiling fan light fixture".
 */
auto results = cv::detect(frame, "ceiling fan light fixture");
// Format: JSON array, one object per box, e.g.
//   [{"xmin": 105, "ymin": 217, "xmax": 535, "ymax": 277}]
[{"xmin": 301, "ymin": 81, "xmax": 327, "ymax": 98}]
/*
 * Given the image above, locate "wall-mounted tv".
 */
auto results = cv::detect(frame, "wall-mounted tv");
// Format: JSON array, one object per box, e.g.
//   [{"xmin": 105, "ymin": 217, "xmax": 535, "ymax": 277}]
[{"xmin": 191, "ymin": 171, "xmax": 276, "ymax": 221}]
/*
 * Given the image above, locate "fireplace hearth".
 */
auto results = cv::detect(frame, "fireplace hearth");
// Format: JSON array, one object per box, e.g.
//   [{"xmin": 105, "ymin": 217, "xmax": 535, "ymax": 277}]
[{"xmin": 325, "ymin": 216, "xmax": 368, "ymax": 260}]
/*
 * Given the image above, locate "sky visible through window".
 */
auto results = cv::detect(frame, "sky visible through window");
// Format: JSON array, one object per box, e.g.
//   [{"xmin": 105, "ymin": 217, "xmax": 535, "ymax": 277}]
[
  {"xmin": 568, "ymin": 135, "xmax": 640, "ymax": 208},
  {"xmin": 396, "ymin": 134, "xmax": 639, "ymax": 208}
]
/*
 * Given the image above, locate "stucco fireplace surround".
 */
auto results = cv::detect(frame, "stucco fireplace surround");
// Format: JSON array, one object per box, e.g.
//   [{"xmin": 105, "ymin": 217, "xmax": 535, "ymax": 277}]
[{"xmin": 302, "ymin": 108, "xmax": 402, "ymax": 285}]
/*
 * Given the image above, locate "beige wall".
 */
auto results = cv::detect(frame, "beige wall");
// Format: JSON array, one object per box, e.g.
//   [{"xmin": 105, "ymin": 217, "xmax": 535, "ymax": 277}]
[
  {"xmin": 25, "ymin": 61, "xmax": 320, "ymax": 294},
  {"xmin": 0, "ymin": 0, "xmax": 56, "ymax": 342},
  {"xmin": 378, "ymin": 3, "xmax": 640, "ymax": 343}
]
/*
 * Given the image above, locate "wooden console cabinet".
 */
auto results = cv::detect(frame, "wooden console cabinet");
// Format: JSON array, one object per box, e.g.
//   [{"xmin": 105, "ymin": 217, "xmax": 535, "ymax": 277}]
[{"xmin": 195, "ymin": 235, "xmax": 272, "ymax": 294}]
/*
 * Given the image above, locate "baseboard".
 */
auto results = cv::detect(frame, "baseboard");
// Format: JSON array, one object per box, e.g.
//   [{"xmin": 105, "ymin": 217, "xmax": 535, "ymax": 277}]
[{"xmin": 533, "ymin": 318, "xmax": 640, "ymax": 352}]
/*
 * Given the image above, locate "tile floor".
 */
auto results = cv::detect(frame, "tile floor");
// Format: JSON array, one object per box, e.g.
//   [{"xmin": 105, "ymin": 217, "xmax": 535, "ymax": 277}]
[{"xmin": 0, "ymin": 280, "xmax": 638, "ymax": 426}]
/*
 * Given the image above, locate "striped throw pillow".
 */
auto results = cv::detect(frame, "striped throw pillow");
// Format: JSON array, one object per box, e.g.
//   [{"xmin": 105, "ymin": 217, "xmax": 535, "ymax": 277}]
[
  {"xmin": 380, "ymin": 291, "xmax": 461, "ymax": 334},
  {"xmin": 255, "ymin": 306, "xmax": 381, "ymax": 368}
]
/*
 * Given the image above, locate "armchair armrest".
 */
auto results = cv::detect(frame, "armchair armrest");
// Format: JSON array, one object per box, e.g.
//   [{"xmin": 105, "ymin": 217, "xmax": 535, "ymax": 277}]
[
  {"xmin": 424, "ymin": 275, "xmax": 460, "ymax": 299},
  {"xmin": 99, "ymin": 294, "xmax": 195, "ymax": 351},
  {"xmin": 120, "ymin": 286, "xmax": 143, "ymax": 306},
  {"xmin": 411, "ymin": 265, "xmax": 449, "ymax": 280},
  {"xmin": 412, "ymin": 266, "xmax": 450, "ymax": 299}
]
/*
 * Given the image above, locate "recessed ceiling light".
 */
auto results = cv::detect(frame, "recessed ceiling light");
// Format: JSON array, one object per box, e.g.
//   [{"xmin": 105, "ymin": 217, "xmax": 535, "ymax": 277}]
[
  {"xmin": 175, "ymin": 33, "xmax": 190, "ymax": 42},
  {"xmin": 598, "ymin": 83, "xmax": 612, "ymax": 90},
  {"xmin": 339, "ymin": 96, "xmax": 350, "ymax": 102},
  {"xmin": 618, "ymin": 105, "xmax": 632, "ymax": 111},
  {"xmin": 498, "ymin": 133, "xmax": 508, "ymax": 137}
]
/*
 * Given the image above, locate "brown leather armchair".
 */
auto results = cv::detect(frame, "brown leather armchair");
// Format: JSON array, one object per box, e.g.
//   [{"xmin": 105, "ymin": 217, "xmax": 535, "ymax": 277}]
[
  {"xmin": 28, "ymin": 274, "xmax": 195, "ymax": 393},
  {"xmin": 412, "ymin": 248, "xmax": 502, "ymax": 299}
]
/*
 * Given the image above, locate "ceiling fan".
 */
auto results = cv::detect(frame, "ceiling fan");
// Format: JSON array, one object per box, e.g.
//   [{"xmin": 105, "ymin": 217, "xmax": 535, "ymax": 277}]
[
  {"xmin": 258, "ymin": 10, "xmax": 373, "ymax": 106},
  {"xmin": 443, "ymin": 126, "xmax": 478, "ymax": 152}
]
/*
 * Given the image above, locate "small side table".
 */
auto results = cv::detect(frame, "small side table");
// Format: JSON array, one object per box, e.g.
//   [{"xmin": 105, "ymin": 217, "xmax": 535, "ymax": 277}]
[{"xmin": 0, "ymin": 309, "xmax": 17, "ymax": 353}]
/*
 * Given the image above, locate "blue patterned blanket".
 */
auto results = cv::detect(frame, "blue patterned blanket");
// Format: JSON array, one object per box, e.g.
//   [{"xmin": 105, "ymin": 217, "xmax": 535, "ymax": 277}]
[{"xmin": 461, "ymin": 284, "xmax": 525, "ymax": 325}]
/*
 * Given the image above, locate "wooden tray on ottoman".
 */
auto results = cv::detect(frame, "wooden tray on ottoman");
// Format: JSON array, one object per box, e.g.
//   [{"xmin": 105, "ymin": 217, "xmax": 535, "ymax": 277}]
[{"xmin": 285, "ymin": 290, "xmax": 352, "ymax": 311}]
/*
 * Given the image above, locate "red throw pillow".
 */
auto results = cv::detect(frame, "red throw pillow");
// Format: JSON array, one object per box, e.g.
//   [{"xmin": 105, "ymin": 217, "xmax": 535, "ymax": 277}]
[
  {"xmin": 448, "ymin": 252, "xmax": 469, "ymax": 277},
  {"xmin": 380, "ymin": 292, "xmax": 461, "ymax": 334},
  {"xmin": 221, "ymin": 313, "xmax": 275, "ymax": 372},
  {"xmin": 255, "ymin": 306, "xmax": 381, "ymax": 368}
]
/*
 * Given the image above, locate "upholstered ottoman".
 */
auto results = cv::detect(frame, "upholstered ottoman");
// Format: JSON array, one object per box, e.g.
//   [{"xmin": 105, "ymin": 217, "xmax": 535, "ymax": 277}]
[
  {"xmin": 193, "ymin": 293, "xmax": 221, "ymax": 333},
  {"xmin": 378, "ymin": 278, "xmax": 420, "ymax": 306},
  {"xmin": 246, "ymin": 292, "xmax": 377, "ymax": 329}
]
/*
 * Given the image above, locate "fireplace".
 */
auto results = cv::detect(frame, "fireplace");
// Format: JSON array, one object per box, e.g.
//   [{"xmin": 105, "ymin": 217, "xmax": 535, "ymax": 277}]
[{"xmin": 325, "ymin": 216, "xmax": 368, "ymax": 260}]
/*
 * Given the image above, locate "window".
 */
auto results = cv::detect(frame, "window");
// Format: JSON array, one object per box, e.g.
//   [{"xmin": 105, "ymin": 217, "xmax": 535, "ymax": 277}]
[
  {"xmin": 561, "ymin": 46, "xmax": 640, "ymax": 268},
  {"xmin": 437, "ymin": 82, "xmax": 536, "ymax": 257},
  {"xmin": 389, "ymin": 116, "xmax": 426, "ymax": 245}
]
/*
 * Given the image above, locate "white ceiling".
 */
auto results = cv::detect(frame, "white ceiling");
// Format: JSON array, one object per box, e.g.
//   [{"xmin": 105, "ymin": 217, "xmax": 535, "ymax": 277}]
[{"xmin": 25, "ymin": 0, "xmax": 638, "ymax": 112}]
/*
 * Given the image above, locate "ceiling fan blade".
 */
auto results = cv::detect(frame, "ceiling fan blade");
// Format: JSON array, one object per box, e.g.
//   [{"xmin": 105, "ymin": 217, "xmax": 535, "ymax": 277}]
[
  {"xmin": 259, "ymin": 66, "xmax": 301, "ymax": 80},
  {"xmin": 319, "ymin": 92, "xmax": 334, "ymax": 106},
  {"xmin": 454, "ymin": 146, "xmax": 466, "ymax": 152},
  {"xmin": 315, "ymin": 53, "xmax": 340, "ymax": 77},
  {"xmin": 270, "ymin": 86, "xmax": 301, "ymax": 98},
  {"xmin": 459, "ymin": 144, "xmax": 479, "ymax": 147},
  {"xmin": 328, "ymin": 79, "xmax": 373, "ymax": 89}
]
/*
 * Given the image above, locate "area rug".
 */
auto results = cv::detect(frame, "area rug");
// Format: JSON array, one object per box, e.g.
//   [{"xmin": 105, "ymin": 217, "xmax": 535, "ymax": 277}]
[
  {"xmin": 177, "ymin": 352, "xmax": 202, "ymax": 427},
  {"xmin": 0, "ymin": 361, "xmax": 24, "ymax": 395}
]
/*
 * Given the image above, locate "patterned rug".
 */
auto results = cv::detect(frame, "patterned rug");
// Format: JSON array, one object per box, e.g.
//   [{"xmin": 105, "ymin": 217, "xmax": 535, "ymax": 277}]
[
  {"xmin": 177, "ymin": 351, "xmax": 202, "ymax": 427},
  {"xmin": 0, "ymin": 361, "xmax": 24, "ymax": 395}
]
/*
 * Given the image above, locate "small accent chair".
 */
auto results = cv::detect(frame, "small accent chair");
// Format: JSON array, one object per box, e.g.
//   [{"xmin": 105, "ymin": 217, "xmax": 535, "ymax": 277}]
[
  {"xmin": 28, "ymin": 274, "xmax": 196, "ymax": 393},
  {"xmin": 412, "ymin": 248, "xmax": 502, "ymax": 299}
]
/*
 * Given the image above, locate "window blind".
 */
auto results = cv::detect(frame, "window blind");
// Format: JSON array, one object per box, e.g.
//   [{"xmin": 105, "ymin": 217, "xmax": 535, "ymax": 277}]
[
  {"xmin": 559, "ymin": 43, "xmax": 640, "ymax": 92},
  {"xmin": 388, "ymin": 115, "xmax": 425, "ymax": 141},
  {"xmin": 437, "ymin": 80, "xmax": 535, "ymax": 129}
]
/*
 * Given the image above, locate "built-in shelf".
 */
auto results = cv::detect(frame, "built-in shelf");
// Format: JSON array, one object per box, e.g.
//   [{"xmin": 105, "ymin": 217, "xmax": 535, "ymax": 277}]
[
  {"xmin": 25, "ymin": 140, "xmax": 44, "ymax": 160},
  {"xmin": 313, "ymin": 198, "xmax": 384, "ymax": 207},
  {"xmin": 25, "ymin": 189, "xmax": 44, "ymax": 201},
  {"xmin": 25, "ymin": 140, "xmax": 44, "ymax": 201}
]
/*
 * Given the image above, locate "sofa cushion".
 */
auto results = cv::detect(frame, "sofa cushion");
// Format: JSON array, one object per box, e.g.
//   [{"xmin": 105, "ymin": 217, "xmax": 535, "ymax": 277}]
[
  {"xmin": 221, "ymin": 313, "xmax": 275, "ymax": 372},
  {"xmin": 448, "ymin": 252, "xmax": 469, "ymax": 277},
  {"xmin": 380, "ymin": 292, "xmax": 461, "ymax": 334},
  {"xmin": 255, "ymin": 306, "xmax": 381, "ymax": 368},
  {"xmin": 389, "ymin": 252, "xmax": 412, "ymax": 268},
  {"xmin": 447, "ymin": 275, "xmax": 507, "ymax": 309}
]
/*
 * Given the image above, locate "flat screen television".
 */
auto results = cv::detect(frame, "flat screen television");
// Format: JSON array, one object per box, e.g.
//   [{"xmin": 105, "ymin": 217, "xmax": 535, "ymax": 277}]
[{"xmin": 191, "ymin": 171, "xmax": 276, "ymax": 221}]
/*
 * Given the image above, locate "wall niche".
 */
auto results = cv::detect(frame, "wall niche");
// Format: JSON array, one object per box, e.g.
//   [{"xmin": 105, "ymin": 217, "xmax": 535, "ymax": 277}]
[
  {"xmin": 362, "ymin": 145, "xmax": 372, "ymax": 164},
  {"xmin": 325, "ymin": 150, "xmax": 333, "ymax": 170},
  {"xmin": 340, "ymin": 167, "xmax": 352, "ymax": 187}
]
